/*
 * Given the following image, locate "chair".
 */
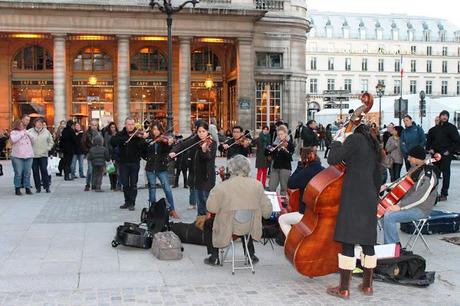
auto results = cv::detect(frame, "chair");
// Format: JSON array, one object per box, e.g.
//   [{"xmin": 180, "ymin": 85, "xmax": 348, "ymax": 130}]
[
  {"xmin": 405, "ymin": 218, "xmax": 431, "ymax": 252},
  {"xmin": 220, "ymin": 210, "xmax": 256, "ymax": 275}
]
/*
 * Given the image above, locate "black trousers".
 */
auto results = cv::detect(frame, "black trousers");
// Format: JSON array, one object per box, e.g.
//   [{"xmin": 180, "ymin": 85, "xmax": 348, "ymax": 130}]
[
  {"xmin": 119, "ymin": 162, "xmax": 140, "ymax": 207},
  {"xmin": 389, "ymin": 163, "xmax": 403, "ymax": 182},
  {"xmin": 175, "ymin": 167, "xmax": 187, "ymax": 187},
  {"xmin": 435, "ymin": 155, "xmax": 452, "ymax": 197},
  {"xmin": 92, "ymin": 165, "xmax": 104, "ymax": 190},
  {"xmin": 32, "ymin": 157, "xmax": 49, "ymax": 190},
  {"xmin": 204, "ymin": 217, "xmax": 255, "ymax": 258},
  {"xmin": 342, "ymin": 243, "xmax": 375, "ymax": 257},
  {"xmin": 62, "ymin": 153, "xmax": 73, "ymax": 176}
]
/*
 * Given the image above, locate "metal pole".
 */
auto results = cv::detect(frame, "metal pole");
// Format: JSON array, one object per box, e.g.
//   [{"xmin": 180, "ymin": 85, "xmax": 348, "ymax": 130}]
[
  {"xmin": 399, "ymin": 53, "xmax": 403, "ymax": 126},
  {"xmin": 166, "ymin": 14, "xmax": 173, "ymax": 133},
  {"xmin": 379, "ymin": 95, "xmax": 382, "ymax": 130}
]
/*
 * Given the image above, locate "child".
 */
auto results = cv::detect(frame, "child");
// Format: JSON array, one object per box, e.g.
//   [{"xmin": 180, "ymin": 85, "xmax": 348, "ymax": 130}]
[{"xmin": 87, "ymin": 135, "xmax": 110, "ymax": 192}]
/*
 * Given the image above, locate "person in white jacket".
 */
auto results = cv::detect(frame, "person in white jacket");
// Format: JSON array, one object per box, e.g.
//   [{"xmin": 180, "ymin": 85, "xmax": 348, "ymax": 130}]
[{"xmin": 28, "ymin": 118, "xmax": 54, "ymax": 193}]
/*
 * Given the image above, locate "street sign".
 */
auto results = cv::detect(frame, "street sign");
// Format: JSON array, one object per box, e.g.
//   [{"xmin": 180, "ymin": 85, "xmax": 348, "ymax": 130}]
[
  {"xmin": 239, "ymin": 97, "xmax": 251, "ymax": 110},
  {"xmin": 394, "ymin": 98, "xmax": 408, "ymax": 118},
  {"xmin": 324, "ymin": 103, "xmax": 349, "ymax": 109}
]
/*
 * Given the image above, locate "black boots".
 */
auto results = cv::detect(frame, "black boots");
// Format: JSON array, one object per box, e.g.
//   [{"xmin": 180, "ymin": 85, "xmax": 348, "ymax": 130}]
[
  {"xmin": 326, "ymin": 254, "xmax": 356, "ymax": 299},
  {"xmin": 358, "ymin": 254, "xmax": 377, "ymax": 296},
  {"xmin": 25, "ymin": 188, "xmax": 33, "ymax": 195},
  {"xmin": 15, "ymin": 187, "xmax": 22, "ymax": 196}
]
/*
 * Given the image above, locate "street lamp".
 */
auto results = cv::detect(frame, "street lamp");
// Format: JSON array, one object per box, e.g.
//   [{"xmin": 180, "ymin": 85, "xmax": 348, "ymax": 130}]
[
  {"xmin": 149, "ymin": 0, "xmax": 200, "ymax": 132},
  {"xmin": 376, "ymin": 83, "xmax": 385, "ymax": 130}
]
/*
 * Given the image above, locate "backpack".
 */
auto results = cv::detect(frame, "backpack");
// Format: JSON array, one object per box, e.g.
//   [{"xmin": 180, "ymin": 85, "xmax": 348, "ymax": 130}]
[
  {"xmin": 152, "ymin": 231, "xmax": 183, "ymax": 260},
  {"xmin": 140, "ymin": 198, "xmax": 169, "ymax": 233}
]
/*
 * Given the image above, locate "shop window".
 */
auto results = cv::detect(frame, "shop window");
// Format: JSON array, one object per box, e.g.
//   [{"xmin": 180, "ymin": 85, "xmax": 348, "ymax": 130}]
[
  {"xmin": 191, "ymin": 48, "xmax": 221, "ymax": 72},
  {"xmin": 11, "ymin": 81, "xmax": 54, "ymax": 125},
  {"xmin": 130, "ymin": 81, "xmax": 167, "ymax": 122},
  {"xmin": 72, "ymin": 81, "xmax": 114, "ymax": 127},
  {"xmin": 73, "ymin": 47, "xmax": 112, "ymax": 71},
  {"xmin": 190, "ymin": 81, "xmax": 223, "ymax": 124},
  {"xmin": 131, "ymin": 47, "xmax": 167, "ymax": 72},
  {"xmin": 12, "ymin": 45, "xmax": 53, "ymax": 70}
]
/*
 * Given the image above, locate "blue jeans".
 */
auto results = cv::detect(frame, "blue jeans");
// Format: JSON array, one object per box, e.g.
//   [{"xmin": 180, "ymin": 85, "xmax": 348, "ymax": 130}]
[
  {"xmin": 32, "ymin": 157, "xmax": 49, "ymax": 190},
  {"xmin": 383, "ymin": 207, "xmax": 427, "ymax": 244},
  {"xmin": 71, "ymin": 154, "xmax": 85, "ymax": 177},
  {"xmin": 11, "ymin": 157, "xmax": 33, "ymax": 188},
  {"xmin": 146, "ymin": 170, "xmax": 175, "ymax": 210},
  {"xmin": 196, "ymin": 189, "xmax": 209, "ymax": 216},
  {"xmin": 86, "ymin": 161, "xmax": 93, "ymax": 187}
]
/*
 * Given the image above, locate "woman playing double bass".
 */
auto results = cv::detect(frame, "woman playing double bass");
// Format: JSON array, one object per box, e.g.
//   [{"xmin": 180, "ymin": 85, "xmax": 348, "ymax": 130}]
[{"xmin": 326, "ymin": 123, "xmax": 382, "ymax": 299}]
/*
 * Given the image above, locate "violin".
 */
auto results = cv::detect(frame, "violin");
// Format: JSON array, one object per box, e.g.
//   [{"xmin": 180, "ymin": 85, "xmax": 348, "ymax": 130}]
[
  {"xmin": 284, "ymin": 92, "xmax": 374, "ymax": 277},
  {"xmin": 201, "ymin": 137, "xmax": 214, "ymax": 152},
  {"xmin": 125, "ymin": 123, "xmax": 148, "ymax": 144},
  {"xmin": 150, "ymin": 134, "xmax": 171, "ymax": 145}
]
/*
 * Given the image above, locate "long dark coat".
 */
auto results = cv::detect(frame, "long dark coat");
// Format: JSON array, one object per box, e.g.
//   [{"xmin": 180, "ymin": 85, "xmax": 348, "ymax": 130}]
[
  {"xmin": 254, "ymin": 136, "xmax": 270, "ymax": 169},
  {"xmin": 327, "ymin": 133, "xmax": 380, "ymax": 246}
]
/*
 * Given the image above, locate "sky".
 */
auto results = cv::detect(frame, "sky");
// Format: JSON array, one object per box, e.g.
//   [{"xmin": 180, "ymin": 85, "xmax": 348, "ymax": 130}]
[{"xmin": 307, "ymin": 0, "xmax": 460, "ymax": 27}]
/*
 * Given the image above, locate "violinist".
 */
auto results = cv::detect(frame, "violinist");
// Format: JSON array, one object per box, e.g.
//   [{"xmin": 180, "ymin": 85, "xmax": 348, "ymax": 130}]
[
  {"xmin": 326, "ymin": 124, "xmax": 381, "ymax": 299},
  {"xmin": 267, "ymin": 125, "xmax": 295, "ymax": 196},
  {"xmin": 382, "ymin": 145, "xmax": 439, "ymax": 245},
  {"xmin": 278, "ymin": 146, "xmax": 324, "ymax": 237},
  {"xmin": 218, "ymin": 125, "xmax": 251, "ymax": 159},
  {"xmin": 110, "ymin": 118, "xmax": 148, "ymax": 211},
  {"xmin": 169, "ymin": 121, "xmax": 217, "ymax": 216},
  {"xmin": 144, "ymin": 122, "xmax": 178, "ymax": 218}
]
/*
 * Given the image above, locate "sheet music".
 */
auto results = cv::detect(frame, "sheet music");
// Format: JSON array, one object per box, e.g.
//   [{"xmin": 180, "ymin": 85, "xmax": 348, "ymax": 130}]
[{"xmin": 265, "ymin": 191, "xmax": 281, "ymax": 212}]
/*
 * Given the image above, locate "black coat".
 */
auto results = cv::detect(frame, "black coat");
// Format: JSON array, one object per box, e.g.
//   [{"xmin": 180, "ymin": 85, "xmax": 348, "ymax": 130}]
[
  {"xmin": 74, "ymin": 132, "xmax": 85, "ymax": 155},
  {"xmin": 110, "ymin": 128, "xmax": 145, "ymax": 164},
  {"xmin": 268, "ymin": 140, "xmax": 295, "ymax": 170},
  {"xmin": 327, "ymin": 133, "xmax": 381, "ymax": 246},
  {"xmin": 253, "ymin": 135, "xmax": 270, "ymax": 169},
  {"xmin": 301, "ymin": 126, "xmax": 319, "ymax": 147},
  {"xmin": 172, "ymin": 135, "xmax": 216, "ymax": 191},
  {"xmin": 60, "ymin": 126, "xmax": 78, "ymax": 154},
  {"xmin": 426, "ymin": 122, "xmax": 460, "ymax": 155},
  {"xmin": 145, "ymin": 141, "xmax": 172, "ymax": 172}
]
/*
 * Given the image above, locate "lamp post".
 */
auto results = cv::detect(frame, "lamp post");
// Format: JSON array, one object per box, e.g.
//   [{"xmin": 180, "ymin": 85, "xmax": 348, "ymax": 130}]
[
  {"xmin": 376, "ymin": 83, "xmax": 385, "ymax": 130},
  {"xmin": 149, "ymin": 0, "xmax": 200, "ymax": 132},
  {"xmin": 419, "ymin": 90, "xmax": 426, "ymax": 127}
]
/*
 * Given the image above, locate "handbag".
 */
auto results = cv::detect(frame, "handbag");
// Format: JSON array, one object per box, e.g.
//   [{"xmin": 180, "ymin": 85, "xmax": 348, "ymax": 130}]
[{"xmin": 382, "ymin": 154, "xmax": 394, "ymax": 169}]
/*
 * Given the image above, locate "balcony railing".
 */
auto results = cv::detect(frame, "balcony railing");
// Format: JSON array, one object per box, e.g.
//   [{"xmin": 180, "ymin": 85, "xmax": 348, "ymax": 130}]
[
  {"xmin": 200, "ymin": 0, "xmax": 232, "ymax": 4},
  {"xmin": 255, "ymin": 0, "xmax": 284, "ymax": 11}
]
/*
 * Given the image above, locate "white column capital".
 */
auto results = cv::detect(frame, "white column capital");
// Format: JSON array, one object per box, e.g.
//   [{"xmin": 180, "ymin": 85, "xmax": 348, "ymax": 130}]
[
  {"xmin": 179, "ymin": 36, "xmax": 193, "ymax": 42},
  {"xmin": 237, "ymin": 37, "xmax": 253, "ymax": 45},
  {"xmin": 51, "ymin": 33, "xmax": 67, "ymax": 39},
  {"xmin": 117, "ymin": 34, "xmax": 131, "ymax": 41}
]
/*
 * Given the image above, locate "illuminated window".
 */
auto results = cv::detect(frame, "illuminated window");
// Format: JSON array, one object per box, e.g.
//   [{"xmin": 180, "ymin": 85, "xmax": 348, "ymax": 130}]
[
  {"xmin": 131, "ymin": 47, "xmax": 167, "ymax": 72},
  {"xmin": 73, "ymin": 47, "xmax": 112, "ymax": 71},
  {"xmin": 12, "ymin": 45, "xmax": 53, "ymax": 70},
  {"xmin": 191, "ymin": 48, "xmax": 220, "ymax": 72}
]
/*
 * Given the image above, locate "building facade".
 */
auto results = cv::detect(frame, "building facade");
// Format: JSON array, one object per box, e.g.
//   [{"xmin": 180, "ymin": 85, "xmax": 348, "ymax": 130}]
[
  {"xmin": 306, "ymin": 11, "xmax": 460, "ymax": 119},
  {"xmin": 0, "ymin": 0, "xmax": 308, "ymax": 132}
]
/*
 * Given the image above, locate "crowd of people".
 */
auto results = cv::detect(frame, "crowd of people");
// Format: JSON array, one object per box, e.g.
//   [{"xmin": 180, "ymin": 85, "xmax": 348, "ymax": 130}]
[{"xmin": 1, "ymin": 107, "xmax": 459, "ymax": 299}]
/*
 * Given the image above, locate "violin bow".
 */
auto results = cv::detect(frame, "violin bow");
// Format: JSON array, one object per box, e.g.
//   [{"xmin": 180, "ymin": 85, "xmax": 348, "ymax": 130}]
[
  {"xmin": 226, "ymin": 130, "xmax": 253, "ymax": 149},
  {"xmin": 172, "ymin": 135, "xmax": 212, "ymax": 158},
  {"xmin": 269, "ymin": 131, "xmax": 293, "ymax": 152},
  {"xmin": 147, "ymin": 123, "xmax": 177, "ymax": 146},
  {"xmin": 125, "ymin": 123, "xmax": 149, "ymax": 145}
]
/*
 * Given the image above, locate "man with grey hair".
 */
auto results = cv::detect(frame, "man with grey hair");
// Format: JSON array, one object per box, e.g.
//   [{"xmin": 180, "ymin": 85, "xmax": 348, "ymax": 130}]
[{"xmin": 203, "ymin": 155, "xmax": 273, "ymax": 266}]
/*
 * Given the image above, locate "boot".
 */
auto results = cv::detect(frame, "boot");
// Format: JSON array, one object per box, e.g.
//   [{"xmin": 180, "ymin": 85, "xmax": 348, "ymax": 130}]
[
  {"xmin": 119, "ymin": 203, "xmax": 129, "ymax": 209},
  {"xmin": 358, "ymin": 254, "xmax": 377, "ymax": 296},
  {"xmin": 25, "ymin": 188, "xmax": 33, "ymax": 195},
  {"xmin": 326, "ymin": 254, "xmax": 356, "ymax": 299},
  {"xmin": 15, "ymin": 187, "xmax": 22, "ymax": 196}
]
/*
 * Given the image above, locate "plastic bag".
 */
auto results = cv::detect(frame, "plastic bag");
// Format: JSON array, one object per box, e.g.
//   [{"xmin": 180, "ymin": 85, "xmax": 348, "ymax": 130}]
[
  {"xmin": 47, "ymin": 156, "xmax": 60, "ymax": 174},
  {"xmin": 106, "ymin": 161, "xmax": 116, "ymax": 174}
]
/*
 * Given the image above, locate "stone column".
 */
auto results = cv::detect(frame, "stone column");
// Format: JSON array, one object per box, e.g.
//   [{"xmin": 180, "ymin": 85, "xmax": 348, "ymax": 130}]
[
  {"xmin": 178, "ymin": 37, "xmax": 192, "ymax": 135},
  {"xmin": 53, "ymin": 34, "xmax": 66, "ymax": 128},
  {"xmin": 237, "ymin": 38, "xmax": 254, "ymax": 129},
  {"xmin": 117, "ymin": 35, "xmax": 130, "ymax": 128}
]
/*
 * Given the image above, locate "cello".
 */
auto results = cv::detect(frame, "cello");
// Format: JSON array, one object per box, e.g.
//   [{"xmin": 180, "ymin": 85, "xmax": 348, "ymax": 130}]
[{"xmin": 284, "ymin": 92, "xmax": 374, "ymax": 277}]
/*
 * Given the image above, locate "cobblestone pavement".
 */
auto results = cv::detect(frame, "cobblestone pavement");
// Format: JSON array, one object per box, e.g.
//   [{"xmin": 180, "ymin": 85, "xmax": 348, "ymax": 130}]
[{"xmin": 0, "ymin": 155, "xmax": 459, "ymax": 305}]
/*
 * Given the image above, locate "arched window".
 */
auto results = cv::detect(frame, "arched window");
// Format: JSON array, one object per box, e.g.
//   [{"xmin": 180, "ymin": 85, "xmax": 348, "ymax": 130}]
[
  {"xmin": 73, "ymin": 47, "xmax": 112, "ymax": 71},
  {"xmin": 191, "ymin": 48, "xmax": 220, "ymax": 72},
  {"xmin": 12, "ymin": 45, "xmax": 53, "ymax": 70},
  {"xmin": 131, "ymin": 47, "xmax": 167, "ymax": 71}
]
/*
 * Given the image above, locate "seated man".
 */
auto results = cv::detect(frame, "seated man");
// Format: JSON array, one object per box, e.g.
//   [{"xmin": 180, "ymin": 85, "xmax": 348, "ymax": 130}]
[
  {"xmin": 383, "ymin": 145, "xmax": 439, "ymax": 245},
  {"xmin": 204, "ymin": 155, "xmax": 273, "ymax": 266},
  {"xmin": 287, "ymin": 146, "xmax": 324, "ymax": 213}
]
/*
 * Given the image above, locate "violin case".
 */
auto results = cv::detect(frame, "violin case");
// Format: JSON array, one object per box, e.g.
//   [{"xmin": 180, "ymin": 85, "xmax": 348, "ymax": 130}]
[
  {"xmin": 400, "ymin": 210, "xmax": 460, "ymax": 235},
  {"xmin": 111, "ymin": 222, "xmax": 153, "ymax": 249},
  {"xmin": 169, "ymin": 222, "xmax": 206, "ymax": 246}
]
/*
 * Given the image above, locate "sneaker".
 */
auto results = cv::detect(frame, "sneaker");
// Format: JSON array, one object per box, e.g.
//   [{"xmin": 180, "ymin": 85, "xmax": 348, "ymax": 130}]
[
  {"xmin": 119, "ymin": 203, "xmax": 129, "ymax": 209},
  {"xmin": 187, "ymin": 205, "xmax": 196, "ymax": 210},
  {"xmin": 203, "ymin": 256, "xmax": 220, "ymax": 266},
  {"xmin": 80, "ymin": 175, "xmax": 86, "ymax": 178},
  {"xmin": 84, "ymin": 185, "xmax": 90, "ymax": 192}
]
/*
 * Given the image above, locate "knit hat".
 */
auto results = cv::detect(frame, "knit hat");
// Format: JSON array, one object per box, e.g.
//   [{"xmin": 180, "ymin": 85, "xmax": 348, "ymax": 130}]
[
  {"xmin": 439, "ymin": 110, "xmax": 450, "ymax": 118},
  {"xmin": 408, "ymin": 145, "xmax": 426, "ymax": 160}
]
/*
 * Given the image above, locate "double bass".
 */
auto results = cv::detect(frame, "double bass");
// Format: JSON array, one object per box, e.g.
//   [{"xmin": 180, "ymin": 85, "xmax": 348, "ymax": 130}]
[{"xmin": 284, "ymin": 92, "xmax": 374, "ymax": 277}]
